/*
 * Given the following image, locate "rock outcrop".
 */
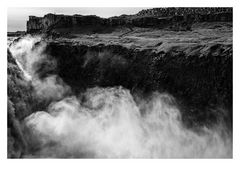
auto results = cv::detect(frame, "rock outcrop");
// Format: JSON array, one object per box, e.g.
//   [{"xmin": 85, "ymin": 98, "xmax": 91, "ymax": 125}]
[
  {"xmin": 26, "ymin": 8, "xmax": 232, "ymax": 33},
  {"xmin": 136, "ymin": 7, "xmax": 232, "ymax": 18},
  {"xmin": 7, "ymin": 50, "xmax": 30, "ymax": 157}
]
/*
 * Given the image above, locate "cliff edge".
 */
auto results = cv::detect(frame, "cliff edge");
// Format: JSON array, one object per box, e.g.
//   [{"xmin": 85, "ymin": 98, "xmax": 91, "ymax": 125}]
[{"xmin": 26, "ymin": 7, "xmax": 232, "ymax": 34}]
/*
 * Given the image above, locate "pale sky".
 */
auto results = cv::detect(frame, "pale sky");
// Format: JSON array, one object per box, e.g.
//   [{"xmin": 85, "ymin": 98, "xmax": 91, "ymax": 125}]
[{"xmin": 7, "ymin": 7, "xmax": 147, "ymax": 32}]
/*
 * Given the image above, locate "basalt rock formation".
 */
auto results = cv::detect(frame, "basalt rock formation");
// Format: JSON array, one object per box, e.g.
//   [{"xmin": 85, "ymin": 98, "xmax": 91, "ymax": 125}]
[
  {"xmin": 26, "ymin": 8, "xmax": 232, "ymax": 33},
  {"xmin": 41, "ymin": 42, "xmax": 232, "ymax": 130}
]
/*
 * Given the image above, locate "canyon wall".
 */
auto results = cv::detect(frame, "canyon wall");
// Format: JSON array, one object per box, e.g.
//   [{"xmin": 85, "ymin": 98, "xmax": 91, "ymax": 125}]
[
  {"xmin": 43, "ymin": 42, "xmax": 232, "ymax": 130},
  {"xmin": 26, "ymin": 8, "xmax": 233, "ymax": 33},
  {"xmin": 9, "ymin": 7, "xmax": 233, "ymax": 158}
]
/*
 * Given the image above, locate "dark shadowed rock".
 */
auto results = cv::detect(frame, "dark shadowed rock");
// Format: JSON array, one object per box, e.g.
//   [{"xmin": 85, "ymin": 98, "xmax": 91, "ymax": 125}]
[{"xmin": 39, "ymin": 42, "xmax": 232, "ymax": 130}]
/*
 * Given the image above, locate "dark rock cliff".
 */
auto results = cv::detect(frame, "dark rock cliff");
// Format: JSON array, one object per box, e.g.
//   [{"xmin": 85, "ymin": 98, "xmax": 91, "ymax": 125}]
[
  {"xmin": 26, "ymin": 8, "xmax": 232, "ymax": 33},
  {"xmin": 7, "ymin": 50, "xmax": 31, "ymax": 157},
  {"xmin": 7, "ymin": 50, "xmax": 51, "ymax": 157},
  {"xmin": 40, "ymin": 42, "xmax": 232, "ymax": 130}
]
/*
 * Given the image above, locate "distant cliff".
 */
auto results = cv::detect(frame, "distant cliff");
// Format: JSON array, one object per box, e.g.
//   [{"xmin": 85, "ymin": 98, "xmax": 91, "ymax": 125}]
[
  {"xmin": 136, "ymin": 7, "xmax": 232, "ymax": 17},
  {"xmin": 26, "ymin": 8, "xmax": 232, "ymax": 33}
]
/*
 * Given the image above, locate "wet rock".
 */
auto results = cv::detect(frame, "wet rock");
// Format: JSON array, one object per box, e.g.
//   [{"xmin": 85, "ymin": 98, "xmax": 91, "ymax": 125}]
[{"xmin": 39, "ymin": 42, "xmax": 232, "ymax": 130}]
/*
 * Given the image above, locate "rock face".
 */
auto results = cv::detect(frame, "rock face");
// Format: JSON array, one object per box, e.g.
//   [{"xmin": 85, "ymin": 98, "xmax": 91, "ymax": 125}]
[
  {"xmin": 42, "ymin": 42, "xmax": 232, "ymax": 130},
  {"xmin": 26, "ymin": 8, "xmax": 232, "ymax": 33},
  {"xmin": 27, "ymin": 14, "xmax": 106, "ymax": 33},
  {"xmin": 7, "ymin": 50, "xmax": 30, "ymax": 157}
]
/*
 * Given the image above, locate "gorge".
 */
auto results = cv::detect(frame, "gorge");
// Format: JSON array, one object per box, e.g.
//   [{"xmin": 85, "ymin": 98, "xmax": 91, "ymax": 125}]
[{"xmin": 7, "ymin": 7, "xmax": 233, "ymax": 158}]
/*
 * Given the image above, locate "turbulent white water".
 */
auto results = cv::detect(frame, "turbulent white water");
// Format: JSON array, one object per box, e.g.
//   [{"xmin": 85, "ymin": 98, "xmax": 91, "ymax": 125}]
[
  {"xmin": 9, "ymin": 35, "xmax": 42, "ymax": 80},
  {"xmin": 8, "ymin": 35, "xmax": 232, "ymax": 158},
  {"xmin": 25, "ymin": 87, "xmax": 232, "ymax": 158}
]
